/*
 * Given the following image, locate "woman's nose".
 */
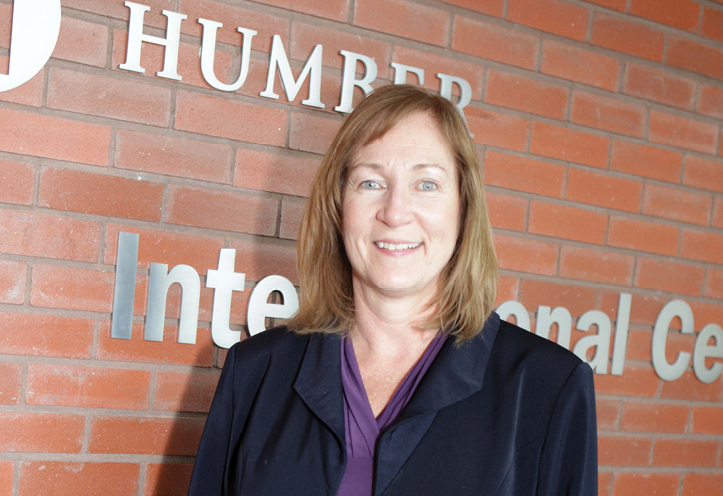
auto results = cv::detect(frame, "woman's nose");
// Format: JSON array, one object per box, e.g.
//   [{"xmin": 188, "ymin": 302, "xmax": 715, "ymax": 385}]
[{"xmin": 376, "ymin": 184, "xmax": 413, "ymax": 227}]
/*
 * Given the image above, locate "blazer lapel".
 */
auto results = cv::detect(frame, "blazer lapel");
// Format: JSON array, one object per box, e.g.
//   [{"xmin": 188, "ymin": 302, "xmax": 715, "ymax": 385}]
[
  {"xmin": 293, "ymin": 333, "xmax": 346, "ymax": 444},
  {"xmin": 375, "ymin": 312, "xmax": 501, "ymax": 496}
]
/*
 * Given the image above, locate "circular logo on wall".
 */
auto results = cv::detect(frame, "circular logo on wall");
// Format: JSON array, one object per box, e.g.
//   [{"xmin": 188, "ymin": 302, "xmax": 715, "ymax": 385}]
[{"xmin": 0, "ymin": 0, "xmax": 61, "ymax": 92}]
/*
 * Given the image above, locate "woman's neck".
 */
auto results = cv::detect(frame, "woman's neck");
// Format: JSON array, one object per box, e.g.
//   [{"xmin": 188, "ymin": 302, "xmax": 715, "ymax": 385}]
[{"xmin": 350, "ymin": 281, "xmax": 439, "ymax": 362}]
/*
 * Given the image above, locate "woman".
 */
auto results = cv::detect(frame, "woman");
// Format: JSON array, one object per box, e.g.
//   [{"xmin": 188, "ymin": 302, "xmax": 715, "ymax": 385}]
[{"xmin": 188, "ymin": 85, "xmax": 598, "ymax": 496}]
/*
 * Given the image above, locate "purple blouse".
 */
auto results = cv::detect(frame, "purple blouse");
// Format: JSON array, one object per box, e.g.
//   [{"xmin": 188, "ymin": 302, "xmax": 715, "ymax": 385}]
[{"xmin": 336, "ymin": 334, "xmax": 447, "ymax": 496}]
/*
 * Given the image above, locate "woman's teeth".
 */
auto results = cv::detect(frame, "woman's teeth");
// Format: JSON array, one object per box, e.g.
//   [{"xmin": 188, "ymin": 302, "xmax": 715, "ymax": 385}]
[{"xmin": 374, "ymin": 242, "xmax": 421, "ymax": 251}]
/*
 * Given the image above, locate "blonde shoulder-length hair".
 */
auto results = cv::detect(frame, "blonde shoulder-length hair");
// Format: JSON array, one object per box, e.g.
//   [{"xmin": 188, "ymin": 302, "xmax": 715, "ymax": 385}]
[{"xmin": 286, "ymin": 84, "xmax": 498, "ymax": 342}]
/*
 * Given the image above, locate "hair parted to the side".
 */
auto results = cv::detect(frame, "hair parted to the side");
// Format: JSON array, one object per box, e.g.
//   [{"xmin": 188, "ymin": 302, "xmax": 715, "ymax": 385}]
[{"xmin": 286, "ymin": 84, "xmax": 498, "ymax": 342}]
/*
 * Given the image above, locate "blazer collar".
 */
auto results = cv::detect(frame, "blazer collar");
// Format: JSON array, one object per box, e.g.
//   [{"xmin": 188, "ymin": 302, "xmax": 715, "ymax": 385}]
[{"xmin": 292, "ymin": 312, "xmax": 501, "ymax": 436}]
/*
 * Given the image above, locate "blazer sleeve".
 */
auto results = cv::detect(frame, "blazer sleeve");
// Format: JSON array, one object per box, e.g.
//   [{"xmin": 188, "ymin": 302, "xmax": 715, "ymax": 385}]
[
  {"xmin": 536, "ymin": 361, "xmax": 598, "ymax": 496},
  {"xmin": 187, "ymin": 345, "xmax": 242, "ymax": 496}
]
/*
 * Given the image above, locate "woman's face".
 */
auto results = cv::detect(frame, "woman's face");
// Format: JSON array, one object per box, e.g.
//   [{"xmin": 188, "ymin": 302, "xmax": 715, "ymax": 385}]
[{"xmin": 342, "ymin": 111, "xmax": 461, "ymax": 301}]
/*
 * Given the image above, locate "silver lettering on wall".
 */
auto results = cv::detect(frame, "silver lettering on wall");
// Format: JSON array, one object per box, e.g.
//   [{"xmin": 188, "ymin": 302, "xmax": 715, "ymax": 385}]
[
  {"xmin": 206, "ymin": 248, "xmax": 245, "ymax": 349},
  {"xmin": 111, "ymin": 232, "xmax": 140, "ymax": 340},
  {"xmin": 146, "ymin": 262, "xmax": 201, "ymax": 344},
  {"xmin": 0, "ymin": 0, "xmax": 61, "ymax": 92}
]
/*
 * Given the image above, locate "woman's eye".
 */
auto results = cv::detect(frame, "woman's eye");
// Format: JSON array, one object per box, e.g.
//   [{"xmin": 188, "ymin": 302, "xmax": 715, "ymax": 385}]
[
  {"xmin": 360, "ymin": 180, "xmax": 380, "ymax": 189},
  {"xmin": 420, "ymin": 181, "xmax": 437, "ymax": 191}
]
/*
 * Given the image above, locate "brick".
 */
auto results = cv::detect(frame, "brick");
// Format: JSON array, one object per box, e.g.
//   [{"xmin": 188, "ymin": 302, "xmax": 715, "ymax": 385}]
[
  {"xmin": 629, "ymin": 0, "xmax": 700, "ymax": 32},
  {"xmin": 0, "ymin": 412, "xmax": 84, "ymax": 452},
  {"xmin": 175, "ymin": 90, "xmax": 287, "ymax": 146},
  {"xmin": 64, "ymin": 0, "xmax": 174, "ymax": 28},
  {"xmin": 661, "ymin": 370, "xmax": 723, "ymax": 402},
  {"xmin": 90, "ymin": 416, "xmax": 205, "ymax": 455},
  {"xmin": 496, "ymin": 275, "xmax": 520, "ymax": 305},
  {"xmin": 115, "ymin": 129, "xmax": 233, "ymax": 184},
  {"xmin": 0, "ymin": 107, "xmax": 111, "ymax": 166},
  {"xmin": 145, "ymin": 463, "xmax": 194, "ymax": 496},
  {"xmin": 39, "ymin": 167, "xmax": 163, "ymax": 221},
  {"xmin": 53, "ymin": 17, "xmax": 108, "ymax": 67},
  {"xmin": 0, "ymin": 159, "xmax": 34, "ymax": 206},
  {"xmin": 234, "ymin": 148, "xmax": 320, "ymax": 197},
  {"xmin": 229, "ymin": 238, "xmax": 298, "ymax": 285},
  {"xmin": 607, "ymin": 216, "xmax": 679, "ymax": 256},
  {"xmin": 687, "ymin": 300, "xmax": 723, "ymax": 332},
  {"xmin": 702, "ymin": 7, "xmax": 723, "ymax": 44},
  {"xmin": 697, "ymin": 83, "xmax": 723, "ymax": 119},
  {"xmin": 610, "ymin": 140, "xmax": 683, "ymax": 183},
  {"xmin": 0, "ymin": 312, "xmax": 94, "ymax": 358},
  {"xmin": 649, "ymin": 110, "xmax": 718, "ymax": 155},
  {"xmin": 571, "ymin": 90, "xmax": 647, "ymax": 139},
  {"xmin": 452, "ymin": 15, "xmax": 539, "ymax": 70},
  {"xmin": 19, "ymin": 462, "xmax": 139, "ymax": 496},
  {"xmin": 583, "ymin": 0, "xmax": 626, "ymax": 10},
  {"xmin": 26, "ymin": 364, "xmax": 151, "ymax": 410},
  {"xmin": 684, "ymin": 155, "xmax": 723, "ymax": 193},
  {"xmin": 635, "ymin": 256, "xmax": 704, "ymax": 296},
  {"xmin": 520, "ymin": 279, "xmax": 597, "ymax": 317},
  {"xmin": 715, "ymin": 198, "xmax": 723, "ymax": 228},
  {"xmin": 154, "ymin": 372, "xmax": 219, "ymax": 412},
  {"xmin": 280, "ymin": 197, "xmax": 306, "ymax": 240},
  {"xmin": 0, "ymin": 363, "xmax": 21, "ymax": 405},
  {"xmin": 599, "ymin": 289, "xmax": 668, "ymax": 327},
  {"xmin": 597, "ymin": 435, "xmax": 652, "ymax": 466},
  {"xmin": 104, "ymin": 224, "xmax": 224, "ymax": 274},
  {"xmin": 682, "ymin": 474, "xmax": 723, "ymax": 496},
  {"xmin": 0, "ymin": 461, "xmax": 11, "ymax": 496},
  {"xmin": 680, "ymin": 229, "xmax": 723, "ymax": 264},
  {"xmin": 566, "ymin": 168, "xmax": 643, "ymax": 213},
  {"xmin": 392, "ymin": 45, "xmax": 484, "ymax": 99},
  {"xmin": 0, "ymin": 260, "xmax": 26, "ymax": 305},
  {"xmin": 596, "ymin": 399, "xmax": 620, "ymax": 431},
  {"xmin": 493, "ymin": 233, "xmax": 559, "ymax": 276},
  {"xmin": 48, "ymin": 68, "xmax": 171, "ymax": 126},
  {"xmin": 529, "ymin": 200, "xmax": 608, "ymax": 245},
  {"xmin": 594, "ymin": 365, "xmax": 660, "ymax": 397},
  {"xmin": 541, "ymin": 40, "xmax": 620, "ymax": 92},
  {"xmin": 0, "ymin": 210, "xmax": 100, "ymax": 262},
  {"xmin": 97, "ymin": 321, "xmax": 215, "ymax": 367},
  {"xmin": 440, "ymin": 0, "xmax": 503, "ymax": 16},
  {"xmin": 486, "ymin": 192, "xmax": 527, "ymax": 231},
  {"xmin": 112, "ymin": 30, "xmax": 235, "ymax": 90},
  {"xmin": 249, "ymin": 0, "xmax": 348, "ymax": 22},
  {"xmin": 590, "ymin": 13, "xmax": 666, "ymax": 62},
  {"xmin": 166, "ymin": 185, "xmax": 278, "ymax": 236},
  {"xmin": 30, "ymin": 265, "xmax": 112, "ymax": 312},
  {"xmin": 691, "ymin": 406, "xmax": 723, "ymax": 434},
  {"xmin": 0, "ymin": 56, "xmax": 44, "ymax": 107},
  {"xmin": 466, "ymin": 107, "xmax": 529, "ymax": 152},
  {"xmin": 506, "ymin": 0, "xmax": 589, "ymax": 41},
  {"xmin": 530, "ymin": 121, "xmax": 610, "ymax": 169},
  {"xmin": 293, "ymin": 22, "xmax": 391, "ymax": 79},
  {"xmin": 642, "ymin": 183, "xmax": 712, "ymax": 226},
  {"xmin": 653, "ymin": 439, "xmax": 718, "ymax": 467},
  {"xmin": 667, "ymin": 35, "xmax": 723, "ymax": 82},
  {"xmin": 289, "ymin": 112, "xmax": 342, "ymax": 155},
  {"xmin": 354, "ymin": 0, "xmax": 449, "ymax": 47},
  {"xmin": 179, "ymin": 0, "xmax": 289, "ymax": 51},
  {"xmin": 612, "ymin": 473, "xmax": 680, "ymax": 496},
  {"xmin": 705, "ymin": 268, "xmax": 723, "ymax": 299},
  {"xmin": 559, "ymin": 245, "xmax": 634, "ymax": 286},
  {"xmin": 0, "ymin": 3, "xmax": 9, "ymax": 47},
  {"xmin": 484, "ymin": 69, "xmax": 569, "ymax": 121},
  {"xmin": 621, "ymin": 402, "xmax": 689, "ymax": 433},
  {"xmin": 623, "ymin": 63, "xmax": 695, "ymax": 110}
]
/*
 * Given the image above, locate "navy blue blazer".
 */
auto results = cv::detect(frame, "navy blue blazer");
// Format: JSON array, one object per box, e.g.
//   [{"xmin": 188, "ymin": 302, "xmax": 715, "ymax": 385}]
[{"xmin": 188, "ymin": 312, "xmax": 598, "ymax": 495}]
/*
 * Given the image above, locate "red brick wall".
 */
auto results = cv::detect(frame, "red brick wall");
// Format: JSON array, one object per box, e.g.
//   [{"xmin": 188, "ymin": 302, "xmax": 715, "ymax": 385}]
[{"xmin": 0, "ymin": 0, "xmax": 722, "ymax": 494}]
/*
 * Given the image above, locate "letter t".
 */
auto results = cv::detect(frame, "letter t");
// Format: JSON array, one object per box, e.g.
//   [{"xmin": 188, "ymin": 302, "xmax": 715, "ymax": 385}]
[{"xmin": 207, "ymin": 249, "xmax": 246, "ymax": 349}]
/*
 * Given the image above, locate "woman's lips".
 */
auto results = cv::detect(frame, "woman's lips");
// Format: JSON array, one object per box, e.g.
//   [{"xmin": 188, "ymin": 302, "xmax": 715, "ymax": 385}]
[{"xmin": 373, "ymin": 241, "xmax": 422, "ymax": 252}]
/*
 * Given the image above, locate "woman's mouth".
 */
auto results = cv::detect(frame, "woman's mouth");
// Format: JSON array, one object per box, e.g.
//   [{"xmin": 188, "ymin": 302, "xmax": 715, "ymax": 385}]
[{"xmin": 373, "ymin": 241, "xmax": 422, "ymax": 251}]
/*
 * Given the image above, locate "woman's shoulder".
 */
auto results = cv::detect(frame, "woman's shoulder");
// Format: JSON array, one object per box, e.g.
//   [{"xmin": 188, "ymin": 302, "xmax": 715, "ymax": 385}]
[
  {"xmin": 490, "ymin": 318, "xmax": 589, "ymax": 388},
  {"xmin": 226, "ymin": 326, "xmax": 311, "ymax": 368}
]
